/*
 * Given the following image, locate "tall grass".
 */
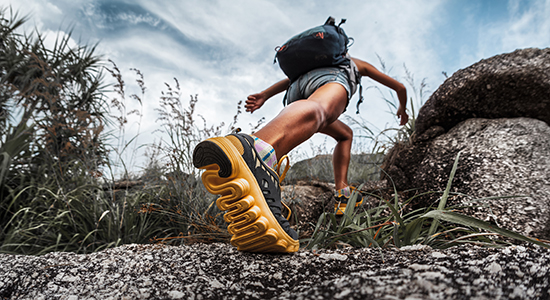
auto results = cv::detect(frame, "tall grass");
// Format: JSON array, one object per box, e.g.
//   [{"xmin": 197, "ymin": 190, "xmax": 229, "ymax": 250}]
[
  {"xmin": 0, "ymin": 7, "xmax": 254, "ymax": 254},
  {"xmin": 304, "ymin": 152, "xmax": 550, "ymax": 250},
  {"xmin": 0, "ymin": 6, "xmax": 236, "ymax": 254},
  {"xmin": 347, "ymin": 58, "xmax": 429, "ymax": 154},
  {"xmin": 0, "ymin": 59, "xmax": 237, "ymax": 254}
]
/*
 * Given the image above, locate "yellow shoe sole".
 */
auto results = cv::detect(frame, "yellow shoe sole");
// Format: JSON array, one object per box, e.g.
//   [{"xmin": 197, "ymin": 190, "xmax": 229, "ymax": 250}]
[{"xmin": 193, "ymin": 136, "xmax": 299, "ymax": 253}]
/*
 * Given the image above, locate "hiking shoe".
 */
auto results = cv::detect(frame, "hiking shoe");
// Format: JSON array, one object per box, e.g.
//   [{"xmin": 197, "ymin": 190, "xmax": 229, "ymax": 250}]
[
  {"xmin": 334, "ymin": 186, "xmax": 364, "ymax": 216},
  {"xmin": 192, "ymin": 131, "xmax": 299, "ymax": 253}
]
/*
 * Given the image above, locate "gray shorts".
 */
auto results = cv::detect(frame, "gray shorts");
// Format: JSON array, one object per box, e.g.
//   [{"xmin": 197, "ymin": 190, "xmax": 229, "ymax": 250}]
[{"xmin": 284, "ymin": 66, "xmax": 354, "ymax": 106}]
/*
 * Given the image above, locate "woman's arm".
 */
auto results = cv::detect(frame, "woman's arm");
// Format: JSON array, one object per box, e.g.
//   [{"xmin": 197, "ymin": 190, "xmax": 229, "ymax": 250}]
[
  {"xmin": 245, "ymin": 78, "xmax": 290, "ymax": 113},
  {"xmin": 351, "ymin": 57, "xmax": 409, "ymax": 125}
]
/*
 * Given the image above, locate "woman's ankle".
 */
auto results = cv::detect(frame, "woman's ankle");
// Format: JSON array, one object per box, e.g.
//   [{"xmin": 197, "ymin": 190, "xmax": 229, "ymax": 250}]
[
  {"xmin": 252, "ymin": 136, "xmax": 277, "ymax": 169},
  {"xmin": 335, "ymin": 185, "xmax": 352, "ymax": 197}
]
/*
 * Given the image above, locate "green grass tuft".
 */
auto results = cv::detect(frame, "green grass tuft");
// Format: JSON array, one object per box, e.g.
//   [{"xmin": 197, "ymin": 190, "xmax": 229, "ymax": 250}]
[{"xmin": 303, "ymin": 152, "xmax": 550, "ymax": 250}]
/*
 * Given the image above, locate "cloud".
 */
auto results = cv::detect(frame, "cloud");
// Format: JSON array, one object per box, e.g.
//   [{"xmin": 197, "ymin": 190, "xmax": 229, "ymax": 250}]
[
  {"xmin": 5, "ymin": 0, "xmax": 550, "ymax": 169},
  {"xmin": 118, "ymin": 12, "xmax": 160, "ymax": 27},
  {"xmin": 499, "ymin": 0, "xmax": 550, "ymax": 49},
  {"xmin": 8, "ymin": 0, "xmax": 61, "ymax": 32},
  {"xmin": 81, "ymin": 1, "xmax": 160, "ymax": 30},
  {"xmin": 5, "ymin": 0, "xmax": 449, "ymax": 160}
]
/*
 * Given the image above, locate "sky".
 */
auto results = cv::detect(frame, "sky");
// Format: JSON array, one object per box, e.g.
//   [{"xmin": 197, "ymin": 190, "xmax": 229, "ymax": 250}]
[{"xmin": 3, "ymin": 0, "xmax": 550, "ymax": 173}]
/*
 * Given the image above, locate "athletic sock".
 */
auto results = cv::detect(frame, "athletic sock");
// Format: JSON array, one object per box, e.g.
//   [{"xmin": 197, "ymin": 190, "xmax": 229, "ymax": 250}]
[
  {"xmin": 253, "ymin": 136, "xmax": 277, "ymax": 169},
  {"xmin": 335, "ymin": 186, "xmax": 352, "ymax": 198}
]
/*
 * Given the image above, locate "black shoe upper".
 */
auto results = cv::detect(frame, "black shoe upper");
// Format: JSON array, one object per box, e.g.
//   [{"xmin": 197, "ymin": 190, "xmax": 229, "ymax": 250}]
[
  {"xmin": 335, "ymin": 193, "xmax": 364, "ymax": 205},
  {"xmin": 230, "ymin": 133, "xmax": 298, "ymax": 240}
]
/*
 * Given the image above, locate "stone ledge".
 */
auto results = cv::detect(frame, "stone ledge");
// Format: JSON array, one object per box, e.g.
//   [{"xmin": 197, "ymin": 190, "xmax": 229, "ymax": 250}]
[{"xmin": 1, "ymin": 243, "xmax": 549, "ymax": 299}]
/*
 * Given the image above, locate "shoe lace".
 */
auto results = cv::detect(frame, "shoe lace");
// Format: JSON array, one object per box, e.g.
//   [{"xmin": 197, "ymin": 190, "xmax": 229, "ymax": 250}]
[
  {"xmin": 274, "ymin": 155, "xmax": 290, "ymax": 183},
  {"xmin": 274, "ymin": 155, "xmax": 292, "ymax": 220},
  {"xmin": 281, "ymin": 202, "xmax": 292, "ymax": 221}
]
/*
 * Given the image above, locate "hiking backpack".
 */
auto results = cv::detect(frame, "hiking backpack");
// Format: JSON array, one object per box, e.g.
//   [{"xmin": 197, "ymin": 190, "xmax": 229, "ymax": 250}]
[
  {"xmin": 275, "ymin": 17, "xmax": 365, "ymax": 113},
  {"xmin": 275, "ymin": 17, "xmax": 353, "ymax": 82}
]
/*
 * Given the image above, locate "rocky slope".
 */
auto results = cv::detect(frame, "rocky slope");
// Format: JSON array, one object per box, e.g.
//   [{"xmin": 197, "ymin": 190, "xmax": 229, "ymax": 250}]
[
  {"xmin": 1, "ymin": 243, "xmax": 549, "ymax": 299},
  {"xmin": 382, "ymin": 48, "xmax": 550, "ymax": 239},
  {"xmin": 414, "ymin": 48, "xmax": 550, "ymax": 136}
]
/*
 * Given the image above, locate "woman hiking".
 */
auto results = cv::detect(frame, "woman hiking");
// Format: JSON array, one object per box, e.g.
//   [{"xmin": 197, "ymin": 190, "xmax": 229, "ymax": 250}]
[{"xmin": 193, "ymin": 17, "xmax": 408, "ymax": 253}]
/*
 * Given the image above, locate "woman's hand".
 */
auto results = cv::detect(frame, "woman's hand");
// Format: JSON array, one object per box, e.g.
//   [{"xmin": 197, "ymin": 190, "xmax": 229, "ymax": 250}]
[
  {"xmin": 396, "ymin": 105, "xmax": 409, "ymax": 126},
  {"xmin": 245, "ymin": 92, "xmax": 267, "ymax": 113},
  {"xmin": 351, "ymin": 57, "xmax": 409, "ymax": 126},
  {"xmin": 245, "ymin": 78, "xmax": 290, "ymax": 113}
]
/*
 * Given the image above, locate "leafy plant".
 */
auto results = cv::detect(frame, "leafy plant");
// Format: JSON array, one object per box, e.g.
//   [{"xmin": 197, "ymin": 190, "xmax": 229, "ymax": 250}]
[
  {"xmin": 1, "ymin": 6, "xmax": 110, "ymax": 251},
  {"xmin": 0, "ymin": 6, "xmax": 233, "ymax": 255}
]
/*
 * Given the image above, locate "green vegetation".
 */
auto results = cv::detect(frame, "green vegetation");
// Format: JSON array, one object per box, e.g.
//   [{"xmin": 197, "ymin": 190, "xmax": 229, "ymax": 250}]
[
  {"xmin": 304, "ymin": 152, "xmax": 550, "ymax": 250},
  {"xmin": 0, "ymin": 8, "xmax": 230, "ymax": 255}
]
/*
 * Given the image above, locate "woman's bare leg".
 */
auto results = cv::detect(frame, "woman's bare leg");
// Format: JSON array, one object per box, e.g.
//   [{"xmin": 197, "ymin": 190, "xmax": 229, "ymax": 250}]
[
  {"xmin": 254, "ymin": 83, "xmax": 348, "ymax": 157},
  {"xmin": 318, "ymin": 120, "xmax": 353, "ymax": 190}
]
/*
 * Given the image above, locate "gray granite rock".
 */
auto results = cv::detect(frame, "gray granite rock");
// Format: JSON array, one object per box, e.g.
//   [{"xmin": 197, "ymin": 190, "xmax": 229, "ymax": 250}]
[
  {"xmin": 382, "ymin": 48, "xmax": 550, "ymax": 240},
  {"xmin": 415, "ymin": 48, "xmax": 550, "ymax": 137},
  {"xmin": 1, "ymin": 243, "xmax": 549, "ymax": 299},
  {"xmin": 284, "ymin": 154, "xmax": 384, "ymax": 184},
  {"xmin": 383, "ymin": 117, "xmax": 550, "ymax": 239}
]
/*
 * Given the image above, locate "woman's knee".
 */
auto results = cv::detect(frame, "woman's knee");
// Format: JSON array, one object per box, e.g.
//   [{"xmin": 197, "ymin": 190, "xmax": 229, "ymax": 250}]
[
  {"xmin": 336, "ymin": 124, "xmax": 353, "ymax": 142},
  {"xmin": 320, "ymin": 120, "xmax": 353, "ymax": 142},
  {"xmin": 343, "ymin": 125, "xmax": 353, "ymax": 140}
]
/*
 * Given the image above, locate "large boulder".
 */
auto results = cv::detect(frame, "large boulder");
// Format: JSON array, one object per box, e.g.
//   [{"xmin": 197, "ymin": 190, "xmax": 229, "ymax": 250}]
[
  {"xmin": 415, "ymin": 48, "xmax": 550, "ymax": 136},
  {"xmin": 387, "ymin": 117, "xmax": 550, "ymax": 238},
  {"xmin": 284, "ymin": 153, "xmax": 384, "ymax": 184},
  {"xmin": 383, "ymin": 48, "xmax": 550, "ymax": 239},
  {"xmin": 282, "ymin": 181, "xmax": 334, "ymax": 236}
]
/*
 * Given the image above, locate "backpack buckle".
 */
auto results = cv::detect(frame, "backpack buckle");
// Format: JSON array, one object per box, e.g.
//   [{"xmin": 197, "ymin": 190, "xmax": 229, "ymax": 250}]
[
  {"xmin": 325, "ymin": 16, "xmax": 346, "ymax": 27},
  {"xmin": 325, "ymin": 16, "xmax": 335, "ymax": 25}
]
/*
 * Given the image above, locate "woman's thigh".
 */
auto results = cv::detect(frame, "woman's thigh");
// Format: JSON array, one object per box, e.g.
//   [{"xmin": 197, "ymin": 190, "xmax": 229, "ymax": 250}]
[{"xmin": 306, "ymin": 82, "xmax": 349, "ymax": 125}]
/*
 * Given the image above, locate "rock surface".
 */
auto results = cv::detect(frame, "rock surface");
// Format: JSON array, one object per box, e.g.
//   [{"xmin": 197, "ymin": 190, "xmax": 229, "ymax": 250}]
[
  {"xmin": 383, "ymin": 48, "xmax": 550, "ymax": 239},
  {"xmin": 284, "ymin": 154, "xmax": 384, "ymax": 184},
  {"xmin": 1, "ymin": 243, "xmax": 549, "ymax": 300},
  {"xmin": 384, "ymin": 118, "xmax": 550, "ymax": 238},
  {"xmin": 415, "ymin": 48, "xmax": 550, "ymax": 136},
  {"xmin": 282, "ymin": 181, "xmax": 334, "ymax": 235}
]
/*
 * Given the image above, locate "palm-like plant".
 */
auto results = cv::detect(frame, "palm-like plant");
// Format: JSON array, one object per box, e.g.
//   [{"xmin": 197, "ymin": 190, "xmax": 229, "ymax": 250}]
[
  {"xmin": 1, "ymin": 7, "xmax": 107, "ymax": 175},
  {"xmin": 0, "ymin": 6, "xmax": 109, "ymax": 252},
  {"xmin": 0, "ymin": 7, "xmax": 28, "ymax": 133}
]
